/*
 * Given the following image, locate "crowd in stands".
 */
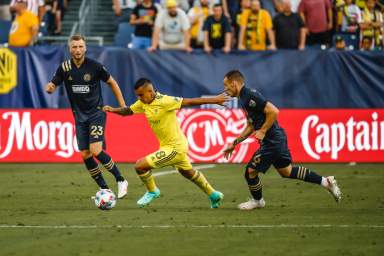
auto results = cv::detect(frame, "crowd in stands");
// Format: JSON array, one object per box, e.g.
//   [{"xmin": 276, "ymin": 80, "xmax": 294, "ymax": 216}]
[
  {"xmin": 1, "ymin": 0, "xmax": 383, "ymax": 50},
  {"xmin": 0, "ymin": 0, "xmax": 67, "ymax": 47},
  {"xmin": 113, "ymin": 0, "xmax": 384, "ymax": 51}
]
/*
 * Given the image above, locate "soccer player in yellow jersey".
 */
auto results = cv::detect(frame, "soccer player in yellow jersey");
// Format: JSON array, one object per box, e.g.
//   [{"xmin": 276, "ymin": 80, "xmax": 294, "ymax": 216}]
[{"xmin": 104, "ymin": 78, "xmax": 228, "ymax": 208}]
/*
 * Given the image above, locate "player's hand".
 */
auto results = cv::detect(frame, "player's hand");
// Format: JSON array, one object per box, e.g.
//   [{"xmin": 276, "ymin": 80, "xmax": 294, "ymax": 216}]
[
  {"xmin": 223, "ymin": 144, "xmax": 235, "ymax": 159},
  {"xmin": 214, "ymin": 93, "xmax": 231, "ymax": 106},
  {"xmin": 45, "ymin": 83, "xmax": 56, "ymax": 94},
  {"xmin": 102, "ymin": 105, "xmax": 114, "ymax": 112},
  {"xmin": 252, "ymin": 130, "xmax": 266, "ymax": 143}
]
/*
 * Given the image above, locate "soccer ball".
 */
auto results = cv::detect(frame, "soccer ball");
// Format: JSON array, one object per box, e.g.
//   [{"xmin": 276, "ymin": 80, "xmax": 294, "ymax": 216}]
[{"xmin": 94, "ymin": 189, "xmax": 116, "ymax": 210}]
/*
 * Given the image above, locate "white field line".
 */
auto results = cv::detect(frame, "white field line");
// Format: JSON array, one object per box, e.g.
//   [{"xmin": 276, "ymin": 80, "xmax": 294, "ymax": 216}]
[
  {"xmin": 0, "ymin": 224, "xmax": 383, "ymax": 229},
  {"xmin": 153, "ymin": 164, "xmax": 216, "ymax": 177}
]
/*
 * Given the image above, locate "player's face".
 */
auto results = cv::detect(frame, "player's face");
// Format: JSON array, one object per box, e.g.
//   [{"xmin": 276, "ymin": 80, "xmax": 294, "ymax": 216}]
[
  {"xmin": 135, "ymin": 84, "xmax": 156, "ymax": 104},
  {"xmin": 69, "ymin": 39, "xmax": 86, "ymax": 61},
  {"xmin": 223, "ymin": 77, "xmax": 237, "ymax": 97}
]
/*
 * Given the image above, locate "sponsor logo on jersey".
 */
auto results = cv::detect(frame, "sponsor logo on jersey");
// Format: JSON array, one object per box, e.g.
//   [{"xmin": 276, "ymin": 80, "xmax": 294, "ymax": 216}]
[{"xmin": 72, "ymin": 84, "xmax": 90, "ymax": 93}]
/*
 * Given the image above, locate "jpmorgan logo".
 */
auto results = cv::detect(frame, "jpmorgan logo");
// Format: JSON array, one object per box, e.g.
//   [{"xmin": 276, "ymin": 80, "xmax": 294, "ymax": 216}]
[
  {"xmin": 178, "ymin": 109, "xmax": 256, "ymax": 162},
  {"xmin": 0, "ymin": 48, "xmax": 17, "ymax": 94}
]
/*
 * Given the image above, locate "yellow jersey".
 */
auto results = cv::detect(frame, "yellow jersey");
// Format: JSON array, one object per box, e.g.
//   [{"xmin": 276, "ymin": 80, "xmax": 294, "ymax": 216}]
[
  {"xmin": 240, "ymin": 9, "xmax": 272, "ymax": 50},
  {"xmin": 9, "ymin": 10, "xmax": 38, "ymax": 47},
  {"xmin": 130, "ymin": 93, "xmax": 188, "ymax": 151}
]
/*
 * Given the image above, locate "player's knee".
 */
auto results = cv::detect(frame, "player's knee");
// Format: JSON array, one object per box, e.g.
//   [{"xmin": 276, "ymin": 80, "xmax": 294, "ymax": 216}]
[
  {"xmin": 90, "ymin": 148, "xmax": 102, "ymax": 157},
  {"xmin": 244, "ymin": 167, "xmax": 259, "ymax": 180},
  {"xmin": 178, "ymin": 169, "xmax": 194, "ymax": 179},
  {"xmin": 134, "ymin": 161, "xmax": 147, "ymax": 174},
  {"xmin": 80, "ymin": 150, "xmax": 92, "ymax": 159},
  {"xmin": 278, "ymin": 168, "xmax": 291, "ymax": 178}
]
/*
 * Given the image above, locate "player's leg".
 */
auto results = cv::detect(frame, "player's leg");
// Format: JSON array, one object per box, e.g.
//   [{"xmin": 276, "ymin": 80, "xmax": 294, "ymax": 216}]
[
  {"xmin": 274, "ymin": 139, "xmax": 341, "ymax": 202},
  {"xmin": 238, "ymin": 148, "xmax": 272, "ymax": 210},
  {"xmin": 80, "ymin": 150, "xmax": 109, "ymax": 189},
  {"xmin": 76, "ymin": 121, "xmax": 109, "ymax": 189},
  {"xmin": 276, "ymin": 164, "xmax": 342, "ymax": 202},
  {"xmin": 88, "ymin": 113, "xmax": 128, "ymax": 198},
  {"xmin": 177, "ymin": 156, "xmax": 223, "ymax": 208},
  {"xmin": 134, "ymin": 148, "xmax": 182, "ymax": 207}
]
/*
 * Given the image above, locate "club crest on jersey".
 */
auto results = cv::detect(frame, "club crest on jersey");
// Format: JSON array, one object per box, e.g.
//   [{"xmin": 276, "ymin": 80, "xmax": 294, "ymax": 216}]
[
  {"xmin": 83, "ymin": 74, "xmax": 91, "ymax": 82},
  {"xmin": 249, "ymin": 100, "xmax": 256, "ymax": 107}
]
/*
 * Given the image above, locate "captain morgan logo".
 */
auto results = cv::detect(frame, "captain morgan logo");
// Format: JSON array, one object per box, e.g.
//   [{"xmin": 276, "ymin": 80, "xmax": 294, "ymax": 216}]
[{"xmin": 0, "ymin": 48, "xmax": 17, "ymax": 94}]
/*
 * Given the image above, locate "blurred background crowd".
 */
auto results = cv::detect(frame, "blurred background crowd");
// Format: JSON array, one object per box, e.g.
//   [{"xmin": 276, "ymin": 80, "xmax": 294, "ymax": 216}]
[{"xmin": 0, "ymin": 0, "xmax": 383, "ymax": 51}]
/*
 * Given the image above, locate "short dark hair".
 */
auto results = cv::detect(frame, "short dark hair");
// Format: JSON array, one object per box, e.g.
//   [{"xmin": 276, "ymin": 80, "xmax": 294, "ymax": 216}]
[
  {"xmin": 213, "ymin": 3, "xmax": 222, "ymax": 8},
  {"xmin": 69, "ymin": 35, "xmax": 86, "ymax": 43},
  {"xmin": 134, "ymin": 78, "xmax": 152, "ymax": 89},
  {"xmin": 224, "ymin": 70, "xmax": 244, "ymax": 82}
]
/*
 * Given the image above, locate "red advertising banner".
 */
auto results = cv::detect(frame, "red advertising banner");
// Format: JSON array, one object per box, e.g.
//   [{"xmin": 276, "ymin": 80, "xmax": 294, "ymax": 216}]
[{"xmin": 0, "ymin": 109, "xmax": 383, "ymax": 163}]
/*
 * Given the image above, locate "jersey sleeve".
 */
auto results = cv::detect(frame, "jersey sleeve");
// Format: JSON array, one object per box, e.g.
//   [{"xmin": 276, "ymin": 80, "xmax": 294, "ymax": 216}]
[
  {"xmin": 162, "ymin": 95, "xmax": 183, "ymax": 111},
  {"xmin": 250, "ymin": 90, "xmax": 267, "ymax": 112},
  {"xmin": 98, "ymin": 64, "xmax": 111, "ymax": 83},
  {"xmin": 129, "ymin": 100, "xmax": 144, "ymax": 114},
  {"xmin": 51, "ymin": 65, "xmax": 64, "ymax": 86}
]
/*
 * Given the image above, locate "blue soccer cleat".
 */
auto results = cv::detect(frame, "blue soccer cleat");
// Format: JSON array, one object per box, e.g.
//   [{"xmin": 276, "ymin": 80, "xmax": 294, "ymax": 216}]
[
  {"xmin": 209, "ymin": 191, "xmax": 224, "ymax": 208},
  {"xmin": 137, "ymin": 188, "xmax": 161, "ymax": 207}
]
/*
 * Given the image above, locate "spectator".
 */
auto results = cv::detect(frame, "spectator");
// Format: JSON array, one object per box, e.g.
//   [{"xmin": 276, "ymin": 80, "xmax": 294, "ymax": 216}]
[
  {"xmin": 188, "ymin": 0, "xmax": 211, "ymax": 48},
  {"xmin": 113, "ymin": 0, "xmax": 137, "ymax": 25},
  {"xmin": 130, "ymin": 0, "xmax": 158, "ymax": 49},
  {"xmin": 290, "ymin": 0, "xmax": 301, "ymax": 12},
  {"xmin": 160, "ymin": 0, "xmax": 190, "ymax": 12},
  {"xmin": 234, "ymin": 0, "xmax": 251, "ymax": 48},
  {"xmin": 148, "ymin": 0, "xmax": 192, "ymax": 52},
  {"xmin": 8, "ymin": 0, "xmax": 38, "ymax": 47},
  {"xmin": 360, "ymin": 35, "xmax": 373, "ymax": 50},
  {"xmin": 273, "ymin": 0, "xmax": 306, "ymax": 49},
  {"xmin": 10, "ymin": 0, "xmax": 44, "ymax": 22},
  {"xmin": 299, "ymin": 0, "xmax": 333, "ymax": 47},
  {"xmin": 238, "ymin": 0, "xmax": 275, "ymax": 50},
  {"xmin": 203, "ymin": 3, "xmax": 232, "ymax": 53},
  {"xmin": 334, "ymin": 34, "xmax": 347, "ymax": 49},
  {"xmin": 339, "ymin": 0, "xmax": 361, "ymax": 34},
  {"xmin": 360, "ymin": 0, "xmax": 383, "ymax": 50},
  {"xmin": 0, "ymin": 0, "xmax": 11, "ymax": 20}
]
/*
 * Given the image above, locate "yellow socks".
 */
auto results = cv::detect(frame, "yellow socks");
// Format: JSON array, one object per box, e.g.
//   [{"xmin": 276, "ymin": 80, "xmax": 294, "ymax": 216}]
[
  {"xmin": 190, "ymin": 170, "xmax": 215, "ymax": 195},
  {"xmin": 138, "ymin": 171, "xmax": 157, "ymax": 192}
]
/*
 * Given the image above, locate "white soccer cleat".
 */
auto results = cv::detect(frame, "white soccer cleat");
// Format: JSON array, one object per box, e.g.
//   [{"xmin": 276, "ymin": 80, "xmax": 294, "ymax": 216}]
[
  {"xmin": 326, "ymin": 176, "xmax": 342, "ymax": 202},
  {"xmin": 238, "ymin": 198, "xmax": 266, "ymax": 210},
  {"xmin": 117, "ymin": 180, "xmax": 128, "ymax": 199}
]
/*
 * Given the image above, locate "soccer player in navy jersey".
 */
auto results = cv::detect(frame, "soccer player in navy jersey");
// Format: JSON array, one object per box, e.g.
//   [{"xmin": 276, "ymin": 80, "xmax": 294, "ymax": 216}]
[
  {"xmin": 45, "ymin": 35, "xmax": 128, "ymax": 199},
  {"xmin": 222, "ymin": 70, "xmax": 341, "ymax": 210}
]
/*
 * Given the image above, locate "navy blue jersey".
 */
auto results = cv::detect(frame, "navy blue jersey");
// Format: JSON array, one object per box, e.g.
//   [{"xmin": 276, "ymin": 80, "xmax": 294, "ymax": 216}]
[
  {"xmin": 238, "ymin": 86, "xmax": 285, "ymax": 145},
  {"xmin": 51, "ymin": 57, "xmax": 110, "ymax": 122}
]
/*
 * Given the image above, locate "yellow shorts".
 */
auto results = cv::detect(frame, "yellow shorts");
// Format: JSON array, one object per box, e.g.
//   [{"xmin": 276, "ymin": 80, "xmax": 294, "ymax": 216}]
[{"xmin": 146, "ymin": 147, "xmax": 193, "ymax": 170}]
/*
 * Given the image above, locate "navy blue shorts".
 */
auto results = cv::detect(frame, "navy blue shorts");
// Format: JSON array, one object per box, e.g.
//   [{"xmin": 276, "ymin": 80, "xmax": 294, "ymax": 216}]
[
  {"xmin": 246, "ymin": 135, "xmax": 292, "ymax": 173},
  {"xmin": 75, "ymin": 112, "xmax": 107, "ymax": 151}
]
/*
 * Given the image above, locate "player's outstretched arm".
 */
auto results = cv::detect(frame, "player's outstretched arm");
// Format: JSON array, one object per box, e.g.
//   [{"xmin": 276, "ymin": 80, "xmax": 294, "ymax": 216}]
[
  {"xmin": 223, "ymin": 121, "xmax": 254, "ymax": 159},
  {"xmin": 103, "ymin": 106, "xmax": 133, "ymax": 116},
  {"xmin": 181, "ymin": 93, "xmax": 229, "ymax": 107},
  {"xmin": 45, "ymin": 82, "xmax": 57, "ymax": 94}
]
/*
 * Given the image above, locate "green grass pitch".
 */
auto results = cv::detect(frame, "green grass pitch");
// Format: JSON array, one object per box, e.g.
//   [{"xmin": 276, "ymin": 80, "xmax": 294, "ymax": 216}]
[{"xmin": 0, "ymin": 163, "xmax": 383, "ymax": 256}]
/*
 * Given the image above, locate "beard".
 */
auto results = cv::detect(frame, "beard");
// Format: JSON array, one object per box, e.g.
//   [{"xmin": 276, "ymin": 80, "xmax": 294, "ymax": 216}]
[{"xmin": 169, "ymin": 11, "xmax": 177, "ymax": 17}]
